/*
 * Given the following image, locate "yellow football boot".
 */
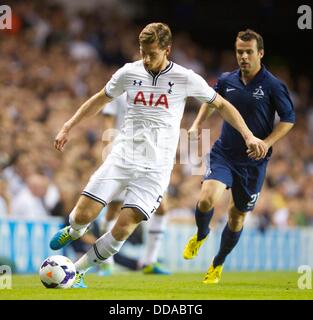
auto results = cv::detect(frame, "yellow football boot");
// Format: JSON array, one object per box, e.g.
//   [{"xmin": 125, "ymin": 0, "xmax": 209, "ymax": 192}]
[
  {"xmin": 183, "ymin": 234, "xmax": 208, "ymax": 260},
  {"xmin": 203, "ymin": 262, "xmax": 223, "ymax": 284}
]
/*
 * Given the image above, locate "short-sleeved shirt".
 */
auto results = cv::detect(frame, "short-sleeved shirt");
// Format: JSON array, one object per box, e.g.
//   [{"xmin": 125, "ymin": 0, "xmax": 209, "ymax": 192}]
[
  {"xmin": 104, "ymin": 60, "xmax": 217, "ymax": 171},
  {"xmin": 213, "ymin": 65, "xmax": 295, "ymax": 165}
]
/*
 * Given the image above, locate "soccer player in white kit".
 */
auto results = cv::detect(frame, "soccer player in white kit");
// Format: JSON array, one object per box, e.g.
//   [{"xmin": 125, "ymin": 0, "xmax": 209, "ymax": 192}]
[
  {"xmin": 100, "ymin": 93, "xmax": 171, "ymax": 275},
  {"xmin": 50, "ymin": 23, "xmax": 266, "ymax": 288}
]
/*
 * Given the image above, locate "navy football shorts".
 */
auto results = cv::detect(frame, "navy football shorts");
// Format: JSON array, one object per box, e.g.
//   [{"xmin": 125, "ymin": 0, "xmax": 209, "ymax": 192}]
[{"xmin": 203, "ymin": 149, "xmax": 268, "ymax": 212}]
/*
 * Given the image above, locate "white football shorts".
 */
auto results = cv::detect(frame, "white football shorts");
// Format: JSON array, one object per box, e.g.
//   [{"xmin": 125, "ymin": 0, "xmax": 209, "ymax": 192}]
[{"xmin": 82, "ymin": 160, "xmax": 171, "ymax": 220}]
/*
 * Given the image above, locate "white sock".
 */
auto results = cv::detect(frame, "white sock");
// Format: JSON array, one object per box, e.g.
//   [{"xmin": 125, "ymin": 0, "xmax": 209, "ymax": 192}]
[
  {"xmin": 75, "ymin": 232, "xmax": 125, "ymax": 273},
  {"xmin": 99, "ymin": 223, "xmax": 115, "ymax": 266},
  {"xmin": 99, "ymin": 218, "xmax": 117, "ymax": 266},
  {"xmin": 68, "ymin": 211, "xmax": 90, "ymax": 239},
  {"xmin": 139, "ymin": 214, "xmax": 167, "ymax": 267}
]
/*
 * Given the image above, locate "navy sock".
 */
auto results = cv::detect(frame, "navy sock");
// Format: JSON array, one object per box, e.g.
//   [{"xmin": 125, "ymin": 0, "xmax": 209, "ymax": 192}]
[
  {"xmin": 213, "ymin": 224, "xmax": 243, "ymax": 267},
  {"xmin": 195, "ymin": 206, "xmax": 214, "ymax": 241}
]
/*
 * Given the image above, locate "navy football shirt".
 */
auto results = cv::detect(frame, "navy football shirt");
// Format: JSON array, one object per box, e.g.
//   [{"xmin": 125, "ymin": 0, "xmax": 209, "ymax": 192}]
[{"xmin": 213, "ymin": 65, "xmax": 295, "ymax": 163}]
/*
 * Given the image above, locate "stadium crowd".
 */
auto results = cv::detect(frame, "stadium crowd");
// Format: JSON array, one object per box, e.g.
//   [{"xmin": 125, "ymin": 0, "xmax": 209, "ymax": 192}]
[{"xmin": 0, "ymin": 1, "xmax": 312, "ymax": 230}]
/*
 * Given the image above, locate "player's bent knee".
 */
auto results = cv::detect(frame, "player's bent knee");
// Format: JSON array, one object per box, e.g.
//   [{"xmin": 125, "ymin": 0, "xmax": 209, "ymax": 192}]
[
  {"xmin": 198, "ymin": 198, "xmax": 214, "ymax": 212},
  {"xmin": 198, "ymin": 191, "xmax": 218, "ymax": 211},
  {"xmin": 73, "ymin": 195, "xmax": 104, "ymax": 224},
  {"xmin": 198, "ymin": 180, "xmax": 225, "ymax": 212}
]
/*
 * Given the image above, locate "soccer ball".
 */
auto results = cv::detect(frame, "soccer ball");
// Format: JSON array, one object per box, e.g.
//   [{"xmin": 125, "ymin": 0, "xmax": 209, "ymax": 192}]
[{"xmin": 39, "ymin": 255, "xmax": 76, "ymax": 289}]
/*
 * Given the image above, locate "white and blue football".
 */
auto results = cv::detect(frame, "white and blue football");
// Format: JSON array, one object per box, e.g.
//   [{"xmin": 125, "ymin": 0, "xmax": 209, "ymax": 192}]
[{"xmin": 39, "ymin": 255, "xmax": 76, "ymax": 289}]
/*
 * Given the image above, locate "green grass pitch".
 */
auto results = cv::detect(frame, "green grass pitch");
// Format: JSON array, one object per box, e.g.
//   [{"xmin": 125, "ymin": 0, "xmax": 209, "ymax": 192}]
[{"xmin": 2, "ymin": 271, "xmax": 313, "ymax": 300}]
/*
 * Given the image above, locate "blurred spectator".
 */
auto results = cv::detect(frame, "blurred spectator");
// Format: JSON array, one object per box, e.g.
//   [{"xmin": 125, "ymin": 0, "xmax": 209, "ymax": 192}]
[
  {"xmin": 11, "ymin": 174, "xmax": 61, "ymax": 218},
  {"xmin": 2, "ymin": 153, "xmax": 36, "ymax": 195}
]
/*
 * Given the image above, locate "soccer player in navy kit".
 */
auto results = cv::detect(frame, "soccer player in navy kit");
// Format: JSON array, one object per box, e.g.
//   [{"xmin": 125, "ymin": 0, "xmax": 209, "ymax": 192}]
[{"xmin": 183, "ymin": 29, "xmax": 295, "ymax": 284}]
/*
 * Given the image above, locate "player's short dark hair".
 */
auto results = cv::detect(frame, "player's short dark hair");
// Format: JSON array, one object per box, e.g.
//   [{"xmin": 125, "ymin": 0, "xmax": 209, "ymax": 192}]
[
  {"xmin": 139, "ymin": 23, "xmax": 172, "ymax": 49},
  {"xmin": 236, "ymin": 29, "xmax": 264, "ymax": 51}
]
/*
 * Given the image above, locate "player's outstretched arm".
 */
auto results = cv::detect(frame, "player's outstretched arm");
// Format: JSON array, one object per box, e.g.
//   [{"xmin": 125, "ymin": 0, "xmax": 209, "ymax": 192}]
[
  {"xmin": 209, "ymin": 93, "xmax": 268, "ymax": 159},
  {"xmin": 54, "ymin": 90, "xmax": 112, "ymax": 152},
  {"xmin": 188, "ymin": 102, "xmax": 215, "ymax": 140}
]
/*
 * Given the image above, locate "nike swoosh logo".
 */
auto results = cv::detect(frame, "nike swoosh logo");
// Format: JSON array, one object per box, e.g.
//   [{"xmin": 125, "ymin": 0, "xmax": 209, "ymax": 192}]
[{"xmin": 226, "ymin": 88, "xmax": 236, "ymax": 92}]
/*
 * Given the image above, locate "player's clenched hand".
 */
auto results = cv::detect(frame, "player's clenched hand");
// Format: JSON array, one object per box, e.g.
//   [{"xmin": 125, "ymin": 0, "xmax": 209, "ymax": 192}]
[
  {"xmin": 245, "ymin": 136, "xmax": 268, "ymax": 160},
  {"xmin": 54, "ymin": 126, "xmax": 70, "ymax": 152},
  {"xmin": 247, "ymin": 140, "xmax": 269, "ymax": 160}
]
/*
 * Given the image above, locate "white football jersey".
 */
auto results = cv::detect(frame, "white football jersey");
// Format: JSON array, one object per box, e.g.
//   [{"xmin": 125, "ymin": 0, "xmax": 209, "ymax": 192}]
[{"xmin": 104, "ymin": 60, "xmax": 217, "ymax": 171}]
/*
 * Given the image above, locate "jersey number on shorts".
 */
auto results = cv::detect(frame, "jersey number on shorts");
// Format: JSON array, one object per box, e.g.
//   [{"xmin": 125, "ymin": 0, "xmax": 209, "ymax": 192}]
[{"xmin": 247, "ymin": 192, "xmax": 260, "ymax": 209}]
